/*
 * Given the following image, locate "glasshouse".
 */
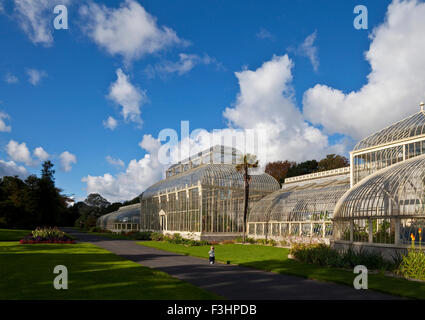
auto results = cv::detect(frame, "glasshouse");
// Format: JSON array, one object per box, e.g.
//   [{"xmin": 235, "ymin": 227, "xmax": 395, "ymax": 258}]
[
  {"xmin": 139, "ymin": 146, "xmax": 280, "ymax": 240},
  {"xmin": 248, "ymin": 167, "xmax": 350, "ymax": 243},
  {"xmin": 331, "ymin": 105, "xmax": 425, "ymax": 256},
  {"xmin": 96, "ymin": 203, "xmax": 140, "ymax": 231}
]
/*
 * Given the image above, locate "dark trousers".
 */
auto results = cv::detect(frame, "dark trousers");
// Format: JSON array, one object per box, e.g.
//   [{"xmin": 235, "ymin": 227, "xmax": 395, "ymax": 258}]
[{"xmin": 209, "ymin": 256, "xmax": 215, "ymax": 264}]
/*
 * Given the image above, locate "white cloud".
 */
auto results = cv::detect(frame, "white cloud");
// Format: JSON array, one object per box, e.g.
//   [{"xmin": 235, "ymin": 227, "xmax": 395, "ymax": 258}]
[
  {"xmin": 82, "ymin": 55, "xmax": 345, "ymax": 202},
  {"xmin": 103, "ymin": 116, "xmax": 118, "ymax": 130},
  {"xmin": 303, "ymin": 0, "xmax": 425, "ymax": 140},
  {"xmin": 106, "ymin": 155, "xmax": 125, "ymax": 168},
  {"xmin": 223, "ymin": 54, "xmax": 341, "ymax": 163},
  {"xmin": 0, "ymin": 160, "xmax": 28, "ymax": 178},
  {"xmin": 146, "ymin": 53, "xmax": 220, "ymax": 77},
  {"xmin": 80, "ymin": 0, "xmax": 185, "ymax": 63},
  {"xmin": 299, "ymin": 31, "xmax": 319, "ymax": 71},
  {"xmin": 256, "ymin": 28, "xmax": 274, "ymax": 40},
  {"xmin": 4, "ymin": 73, "xmax": 18, "ymax": 84},
  {"xmin": 288, "ymin": 31, "xmax": 319, "ymax": 72},
  {"xmin": 6, "ymin": 140, "xmax": 33, "ymax": 166},
  {"xmin": 82, "ymin": 135, "xmax": 163, "ymax": 202},
  {"xmin": 59, "ymin": 151, "xmax": 76, "ymax": 172},
  {"xmin": 0, "ymin": 112, "xmax": 11, "ymax": 132},
  {"xmin": 12, "ymin": 0, "xmax": 69, "ymax": 46},
  {"xmin": 108, "ymin": 68, "xmax": 146, "ymax": 126},
  {"xmin": 33, "ymin": 147, "xmax": 49, "ymax": 161},
  {"xmin": 27, "ymin": 68, "xmax": 47, "ymax": 86}
]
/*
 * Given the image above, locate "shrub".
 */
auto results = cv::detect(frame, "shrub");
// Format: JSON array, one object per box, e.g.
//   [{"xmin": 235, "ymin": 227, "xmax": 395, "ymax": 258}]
[
  {"xmin": 221, "ymin": 240, "xmax": 235, "ymax": 244},
  {"xmin": 150, "ymin": 232, "xmax": 164, "ymax": 241},
  {"xmin": 396, "ymin": 249, "xmax": 425, "ymax": 281},
  {"xmin": 89, "ymin": 226, "xmax": 102, "ymax": 233},
  {"xmin": 20, "ymin": 227, "xmax": 75, "ymax": 244},
  {"xmin": 290, "ymin": 243, "xmax": 398, "ymax": 271}
]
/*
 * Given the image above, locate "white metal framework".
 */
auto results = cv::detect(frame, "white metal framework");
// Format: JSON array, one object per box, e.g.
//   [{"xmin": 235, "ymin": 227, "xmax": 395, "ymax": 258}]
[
  {"xmin": 248, "ymin": 172, "xmax": 350, "ymax": 241},
  {"xmin": 350, "ymin": 108, "xmax": 425, "ymax": 186},
  {"xmin": 334, "ymin": 151, "xmax": 425, "ymax": 245},
  {"xmin": 141, "ymin": 163, "xmax": 280, "ymax": 238}
]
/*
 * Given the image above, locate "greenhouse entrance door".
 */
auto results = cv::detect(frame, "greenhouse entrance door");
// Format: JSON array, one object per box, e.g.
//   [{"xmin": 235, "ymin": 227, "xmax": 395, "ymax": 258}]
[{"xmin": 159, "ymin": 210, "xmax": 167, "ymax": 231}]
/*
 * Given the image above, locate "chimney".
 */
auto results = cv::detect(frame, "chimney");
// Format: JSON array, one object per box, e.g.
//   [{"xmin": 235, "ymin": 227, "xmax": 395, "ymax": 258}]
[{"xmin": 421, "ymin": 101, "xmax": 425, "ymax": 112}]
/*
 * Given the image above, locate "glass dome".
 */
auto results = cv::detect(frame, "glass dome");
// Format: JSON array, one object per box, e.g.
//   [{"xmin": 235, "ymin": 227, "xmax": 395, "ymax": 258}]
[
  {"xmin": 333, "ymin": 153, "xmax": 425, "ymax": 244},
  {"xmin": 248, "ymin": 175, "xmax": 350, "ymax": 239},
  {"xmin": 143, "ymin": 164, "xmax": 279, "ymax": 198},
  {"xmin": 353, "ymin": 110, "xmax": 425, "ymax": 151},
  {"xmin": 97, "ymin": 204, "xmax": 140, "ymax": 231},
  {"xmin": 141, "ymin": 163, "xmax": 280, "ymax": 235}
]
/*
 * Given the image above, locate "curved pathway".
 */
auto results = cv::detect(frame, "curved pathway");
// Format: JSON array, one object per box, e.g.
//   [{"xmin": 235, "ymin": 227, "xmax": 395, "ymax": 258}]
[{"xmin": 63, "ymin": 228, "xmax": 400, "ymax": 300}]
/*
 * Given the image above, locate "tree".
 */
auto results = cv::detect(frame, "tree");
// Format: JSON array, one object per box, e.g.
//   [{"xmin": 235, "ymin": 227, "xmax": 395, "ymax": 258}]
[
  {"xmin": 0, "ymin": 161, "xmax": 72, "ymax": 228},
  {"xmin": 265, "ymin": 161, "xmax": 294, "ymax": 185},
  {"xmin": 286, "ymin": 160, "xmax": 318, "ymax": 178},
  {"xmin": 41, "ymin": 160, "xmax": 55, "ymax": 182},
  {"xmin": 317, "ymin": 154, "xmax": 349, "ymax": 171},
  {"xmin": 84, "ymin": 193, "xmax": 111, "ymax": 209},
  {"xmin": 235, "ymin": 154, "xmax": 259, "ymax": 243}
]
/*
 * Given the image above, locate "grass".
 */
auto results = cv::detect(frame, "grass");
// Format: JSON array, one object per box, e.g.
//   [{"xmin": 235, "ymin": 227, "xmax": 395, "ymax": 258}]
[
  {"xmin": 138, "ymin": 241, "xmax": 425, "ymax": 299},
  {"xmin": 0, "ymin": 228, "xmax": 31, "ymax": 241},
  {"xmin": 0, "ymin": 242, "xmax": 220, "ymax": 300}
]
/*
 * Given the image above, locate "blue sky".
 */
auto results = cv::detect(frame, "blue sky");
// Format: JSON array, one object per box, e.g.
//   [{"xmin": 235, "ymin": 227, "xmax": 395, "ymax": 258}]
[{"xmin": 1, "ymin": 0, "xmax": 425, "ymax": 202}]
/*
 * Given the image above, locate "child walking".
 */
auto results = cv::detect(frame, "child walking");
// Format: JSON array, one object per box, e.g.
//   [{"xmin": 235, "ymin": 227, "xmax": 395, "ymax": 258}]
[{"xmin": 208, "ymin": 246, "xmax": 215, "ymax": 264}]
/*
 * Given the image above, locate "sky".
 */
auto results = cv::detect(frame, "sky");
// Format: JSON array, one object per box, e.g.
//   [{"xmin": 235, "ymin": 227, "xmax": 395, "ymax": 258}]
[{"xmin": 1, "ymin": 0, "xmax": 425, "ymax": 203}]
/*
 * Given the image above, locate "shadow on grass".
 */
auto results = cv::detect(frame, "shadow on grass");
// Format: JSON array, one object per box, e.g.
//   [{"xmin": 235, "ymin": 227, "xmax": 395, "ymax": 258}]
[{"xmin": 0, "ymin": 243, "xmax": 219, "ymax": 300}]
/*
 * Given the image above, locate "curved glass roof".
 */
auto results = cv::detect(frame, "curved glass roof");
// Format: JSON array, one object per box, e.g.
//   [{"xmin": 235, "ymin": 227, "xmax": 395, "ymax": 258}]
[
  {"xmin": 97, "ymin": 204, "xmax": 140, "ymax": 228},
  {"xmin": 334, "ymin": 153, "xmax": 425, "ymax": 220},
  {"xmin": 249, "ymin": 175, "xmax": 350, "ymax": 223},
  {"xmin": 142, "ymin": 164, "xmax": 280, "ymax": 198},
  {"xmin": 353, "ymin": 110, "xmax": 425, "ymax": 151}
]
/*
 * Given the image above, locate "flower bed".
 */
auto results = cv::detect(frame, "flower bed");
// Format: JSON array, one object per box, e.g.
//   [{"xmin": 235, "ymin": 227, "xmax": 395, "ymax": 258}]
[{"xmin": 20, "ymin": 227, "xmax": 75, "ymax": 244}]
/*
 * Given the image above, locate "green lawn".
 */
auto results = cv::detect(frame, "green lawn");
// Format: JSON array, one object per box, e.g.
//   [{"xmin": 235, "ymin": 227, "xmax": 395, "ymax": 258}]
[
  {"xmin": 139, "ymin": 241, "xmax": 425, "ymax": 299},
  {"xmin": 0, "ymin": 242, "xmax": 219, "ymax": 300},
  {"xmin": 0, "ymin": 228, "xmax": 31, "ymax": 241}
]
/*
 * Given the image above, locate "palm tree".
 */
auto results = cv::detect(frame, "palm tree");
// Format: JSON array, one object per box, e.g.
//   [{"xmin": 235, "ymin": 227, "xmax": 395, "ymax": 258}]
[{"xmin": 235, "ymin": 154, "xmax": 259, "ymax": 243}]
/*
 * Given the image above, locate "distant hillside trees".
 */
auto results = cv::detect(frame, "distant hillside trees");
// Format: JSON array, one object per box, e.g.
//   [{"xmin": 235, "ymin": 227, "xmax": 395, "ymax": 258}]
[
  {"xmin": 265, "ymin": 154, "xmax": 349, "ymax": 185},
  {"xmin": 0, "ymin": 161, "xmax": 76, "ymax": 229},
  {"xmin": 73, "ymin": 193, "xmax": 141, "ymax": 230}
]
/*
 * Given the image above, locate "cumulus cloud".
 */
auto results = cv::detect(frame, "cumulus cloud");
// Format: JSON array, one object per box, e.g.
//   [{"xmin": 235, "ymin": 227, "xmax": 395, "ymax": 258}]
[
  {"xmin": 108, "ymin": 68, "xmax": 146, "ymax": 126},
  {"xmin": 6, "ymin": 140, "xmax": 34, "ymax": 166},
  {"xmin": 0, "ymin": 160, "xmax": 28, "ymax": 178},
  {"xmin": 103, "ymin": 116, "xmax": 118, "ymax": 130},
  {"xmin": 33, "ymin": 147, "xmax": 49, "ymax": 161},
  {"xmin": 0, "ymin": 112, "xmax": 11, "ymax": 132},
  {"xmin": 27, "ymin": 68, "xmax": 47, "ymax": 86},
  {"xmin": 59, "ymin": 151, "xmax": 76, "ymax": 172},
  {"xmin": 4, "ymin": 73, "xmax": 18, "ymax": 84},
  {"xmin": 80, "ymin": 0, "xmax": 185, "ymax": 63},
  {"xmin": 145, "ymin": 53, "xmax": 221, "ymax": 78},
  {"xmin": 303, "ymin": 0, "xmax": 425, "ymax": 140},
  {"xmin": 106, "ymin": 155, "xmax": 125, "ymax": 168},
  {"xmin": 223, "ymin": 54, "xmax": 341, "ymax": 163},
  {"xmin": 82, "ymin": 135, "xmax": 163, "ymax": 202},
  {"xmin": 82, "ymin": 55, "xmax": 344, "ymax": 201},
  {"xmin": 12, "ymin": 0, "xmax": 69, "ymax": 46}
]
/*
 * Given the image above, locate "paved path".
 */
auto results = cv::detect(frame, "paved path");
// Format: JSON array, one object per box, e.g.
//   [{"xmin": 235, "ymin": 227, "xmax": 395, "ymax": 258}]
[{"xmin": 63, "ymin": 228, "xmax": 400, "ymax": 300}]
